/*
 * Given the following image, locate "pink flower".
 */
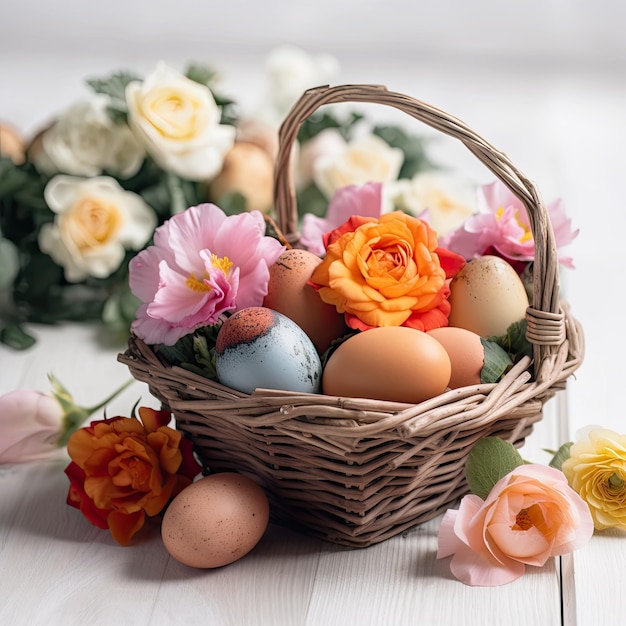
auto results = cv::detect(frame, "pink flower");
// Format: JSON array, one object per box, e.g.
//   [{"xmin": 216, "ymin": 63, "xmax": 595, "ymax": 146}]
[
  {"xmin": 0, "ymin": 375, "xmax": 132, "ymax": 464},
  {"xmin": 439, "ymin": 180, "xmax": 579, "ymax": 269},
  {"xmin": 300, "ymin": 182, "xmax": 383, "ymax": 255},
  {"xmin": 0, "ymin": 390, "xmax": 65, "ymax": 463},
  {"xmin": 129, "ymin": 203, "xmax": 285, "ymax": 345},
  {"xmin": 437, "ymin": 464, "xmax": 594, "ymax": 586}
]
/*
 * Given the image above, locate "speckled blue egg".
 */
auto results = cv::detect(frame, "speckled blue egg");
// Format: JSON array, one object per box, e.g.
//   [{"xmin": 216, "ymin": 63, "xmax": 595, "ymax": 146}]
[{"xmin": 215, "ymin": 307, "xmax": 322, "ymax": 394}]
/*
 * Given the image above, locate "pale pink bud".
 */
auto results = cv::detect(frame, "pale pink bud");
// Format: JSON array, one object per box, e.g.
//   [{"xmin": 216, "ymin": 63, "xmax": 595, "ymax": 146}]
[{"xmin": 0, "ymin": 389, "xmax": 66, "ymax": 463}]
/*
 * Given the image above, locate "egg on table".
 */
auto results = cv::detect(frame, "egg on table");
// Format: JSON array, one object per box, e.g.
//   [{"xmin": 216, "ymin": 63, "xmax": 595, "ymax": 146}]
[{"xmin": 161, "ymin": 473, "xmax": 270, "ymax": 569}]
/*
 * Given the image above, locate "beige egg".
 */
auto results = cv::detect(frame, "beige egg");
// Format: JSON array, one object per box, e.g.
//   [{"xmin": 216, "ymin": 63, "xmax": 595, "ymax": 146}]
[
  {"xmin": 447, "ymin": 255, "xmax": 529, "ymax": 337},
  {"xmin": 210, "ymin": 142, "xmax": 274, "ymax": 213},
  {"xmin": 263, "ymin": 248, "xmax": 348, "ymax": 354},
  {"xmin": 0, "ymin": 122, "xmax": 25, "ymax": 164},
  {"xmin": 161, "ymin": 473, "xmax": 270, "ymax": 569},
  {"xmin": 322, "ymin": 327, "xmax": 451, "ymax": 404},
  {"xmin": 427, "ymin": 326, "xmax": 484, "ymax": 389}
]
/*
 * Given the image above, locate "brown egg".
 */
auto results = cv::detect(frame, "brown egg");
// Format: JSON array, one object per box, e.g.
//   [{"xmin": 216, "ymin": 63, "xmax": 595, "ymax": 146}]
[
  {"xmin": 322, "ymin": 326, "xmax": 451, "ymax": 404},
  {"xmin": 263, "ymin": 248, "xmax": 348, "ymax": 354},
  {"xmin": 427, "ymin": 326, "xmax": 485, "ymax": 389},
  {"xmin": 210, "ymin": 142, "xmax": 274, "ymax": 213},
  {"xmin": 161, "ymin": 473, "xmax": 270, "ymax": 569},
  {"xmin": 0, "ymin": 122, "xmax": 25, "ymax": 164}
]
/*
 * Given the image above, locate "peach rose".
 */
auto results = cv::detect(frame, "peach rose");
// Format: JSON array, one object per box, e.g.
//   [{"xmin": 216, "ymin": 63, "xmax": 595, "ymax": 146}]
[
  {"xmin": 65, "ymin": 407, "xmax": 201, "ymax": 545},
  {"xmin": 437, "ymin": 464, "xmax": 594, "ymax": 586},
  {"xmin": 309, "ymin": 210, "xmax": 466, "ymax": 331},
  {"xmin": 562, "ymin": 428, "xmax": 626, "ymax": 531}
]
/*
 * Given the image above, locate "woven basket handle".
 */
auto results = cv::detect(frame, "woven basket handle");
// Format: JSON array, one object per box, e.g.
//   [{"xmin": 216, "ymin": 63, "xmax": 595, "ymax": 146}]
[{"xmin": 273, "ymin": 84, "xmax": 565, "ymax": 368}]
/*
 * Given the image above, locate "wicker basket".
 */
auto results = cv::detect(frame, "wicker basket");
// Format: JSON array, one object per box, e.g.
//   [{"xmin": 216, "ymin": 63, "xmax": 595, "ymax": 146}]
[{"xmin": 119, "ymin": 84, "xmax": 584, "ymax": 548}]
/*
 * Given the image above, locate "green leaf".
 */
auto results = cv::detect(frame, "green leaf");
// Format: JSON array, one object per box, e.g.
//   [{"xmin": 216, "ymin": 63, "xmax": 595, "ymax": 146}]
[
  {"xmin": 86, "ymin": 70, "xmax": 141, "ymax": 123},
  {"xmin": 0, "ymin": 158, "xmax": 30, "ymax": 198},
  {"xmin": 185, "ymin": 63, "xmax": 219, "ymax": 88},
  {"xmin": 297, "ymin": 110, "xmax": 364, "ymax": 143},
  {"xmin": 296, "ymin": 183, "xmax": 328, "ymax": 219},
  {"xmin": 372, "ymin": 125, "xmax": 437, "ymax": 179},
  {"xmin": 465, "ymin": 437, "xmax": 525, "ymax": 499},
  {"xmin": 488, "ymin": 318, "xmax": 533, "ymax": 360},
  {"xmin": 0, "ymin": 322, "xmax": 37, "ymax": 350},
  {"xmin": 480, "ymin": 338, "xmax": 513, "ymax": 383},
  {"xmin": 548, "ymin": 442, "xmax": 573, "ymax": 470}
]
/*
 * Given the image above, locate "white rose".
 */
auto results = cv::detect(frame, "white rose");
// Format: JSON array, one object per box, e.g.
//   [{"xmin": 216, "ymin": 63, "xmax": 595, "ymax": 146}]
[
  {"xmin": 125, "ymin": 62, "xmax": 235, "ymax": 181},
  {"xmin": 35, "ymin": 96, "xmax": 145, "ymax": 178},
  {"xmin": 260, "ymin": 45, "xmax": 340, "ymax": 125},
  {"xmin": 386, "ymin": 172, "xmax": 476, "ymax": 237},
  {"xmin": 297, "ymin": 127, "xmax": 346, "ymax": 189},
  {"xmin": 38, "ymin": 175, "xmax": 157, "ymax": 282},
  {"xmin": 313, "ymin": 134, "xmax": 404, "ymax": 199}
]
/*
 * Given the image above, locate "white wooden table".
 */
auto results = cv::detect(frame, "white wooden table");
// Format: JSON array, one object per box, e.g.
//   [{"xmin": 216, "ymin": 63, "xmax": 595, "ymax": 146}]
[
  {"xmin": 0, "ymin": 324, "xmax": 623, "ymax": 626},
  {"xmin": 2, "ymin": 38, "xmax": 626, "ymax": 626}
]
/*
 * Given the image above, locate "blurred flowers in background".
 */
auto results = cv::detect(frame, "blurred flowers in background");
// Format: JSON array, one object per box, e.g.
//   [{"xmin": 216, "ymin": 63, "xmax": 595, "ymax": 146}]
[
  {"xmin": 0, "ymin": 44, "xmax": 578, "ymax": 350},
  {"xmin": 0, "ymin": 45, "xmax": 437, "ymax": 350}
]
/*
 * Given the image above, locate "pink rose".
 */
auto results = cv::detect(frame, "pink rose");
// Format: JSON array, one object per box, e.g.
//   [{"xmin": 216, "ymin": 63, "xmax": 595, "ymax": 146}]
[
  {"xmin": 0, "ymin": 376, "xmax": 133, "ymax": 464},
  {"xmin": 437, "ymin": 464, "xmax": 594, "ymax": 586},
  {"xmin": 300, "ymin": 182, "xmax": 383, "ymax": 256},
  {"xmin": 0, "ymin": 389, "xmax": 66, "ymax": 463}
]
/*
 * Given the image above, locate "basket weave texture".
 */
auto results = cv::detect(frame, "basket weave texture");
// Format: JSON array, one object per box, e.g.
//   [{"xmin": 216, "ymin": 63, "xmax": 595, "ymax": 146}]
[{"xmin": 119, "ymin": 84, "xmax": 584, "ymax": 547}]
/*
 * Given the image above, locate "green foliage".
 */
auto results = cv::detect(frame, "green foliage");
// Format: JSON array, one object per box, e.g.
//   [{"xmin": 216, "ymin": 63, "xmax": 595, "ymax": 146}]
[
  {"xmin": 373, "ymin": 125, "xmax": 437, "ymax": 179},
  {"xmin": 0, "ymin": 322, "xmax": 37, "ymax": 350},
  {"xmin": 157, "ymin": 324, "xmax": 222, "ymax": 380},
  {"xmin": 548, "ymin": 442, "xmax": 574, "ymax": 470},
  {"xmin": 297, "ymin": 110, "xmax": 364, "ymax": 144},
  {"xmin": 86, "ymin": 70, "xmax": 142, "ymax": 124},
  {"xmin": 480, "ymin": 338, "xmax": 513, "ymax": 383},
  {"xmin": 465, "ymin": 437, "xmax": 525, "ymax": 500},
  {"xmin": 488, "ymin": 318, "xmax": 533, "ymax": 361}
]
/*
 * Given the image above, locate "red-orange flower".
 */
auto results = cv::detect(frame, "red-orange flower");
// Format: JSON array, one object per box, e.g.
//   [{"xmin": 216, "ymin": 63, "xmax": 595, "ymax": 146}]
[
  {"xmin": 310, "ymin": 211, "xmax": 466, "ymax": 331},
  {"xmin": 64, "ymin": 407, "xmax": 201, "ymax": 545}
]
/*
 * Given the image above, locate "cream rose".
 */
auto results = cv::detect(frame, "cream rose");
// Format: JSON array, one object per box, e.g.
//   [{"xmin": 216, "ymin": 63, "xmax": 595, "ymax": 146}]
[
  {"xmin": 126, "ymin": 62, "xmax": 235, "ymax": 181},
  {"xmin": 313, "ymin": 134, "xmax": 404, "ymax": 199},
  {"xmin": 34, "ymin": 96, "xmax": 145, "ymax": 178},
  {"xmin": 386, "ymin": 172, "xmax": 476, "ymax": 237},
  {"xmin": 39, "ymin": 175, "xmax": 156, "ymax": 282},
  {"xmin": 562, "ymin": 428, "xmax": 626, "ymax": 531},
  {"xmin": 261, "ymin": 45, "xmax": 340, "ymax": 124}
]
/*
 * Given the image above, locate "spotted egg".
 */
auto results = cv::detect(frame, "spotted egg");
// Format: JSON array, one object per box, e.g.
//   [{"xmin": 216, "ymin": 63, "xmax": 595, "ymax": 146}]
[{"xmin": 215, "ymin": 306, "xmax": 322, "ymax": 394}]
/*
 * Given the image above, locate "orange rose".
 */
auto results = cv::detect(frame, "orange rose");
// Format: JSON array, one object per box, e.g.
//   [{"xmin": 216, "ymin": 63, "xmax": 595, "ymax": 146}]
[
  {"xmin": 309, "ymin": 211, "xmax": 466, "ymax": 331},
  {"xmin": 65, "ymin": 407, "xmax": 201, "ymax": 545}
]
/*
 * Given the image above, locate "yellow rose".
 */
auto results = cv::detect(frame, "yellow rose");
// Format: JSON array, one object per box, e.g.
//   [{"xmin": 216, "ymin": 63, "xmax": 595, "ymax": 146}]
[
  {"xmin": 126, "ymin": 62, "xmax": 235, "ymax": 181},
  {"xmin": 562, "ymin": 428, "xmax": 626, "ymax": 531},
  {"xmin": 309, "ymin": 210, "xmax": 466, "ymax": 331}
]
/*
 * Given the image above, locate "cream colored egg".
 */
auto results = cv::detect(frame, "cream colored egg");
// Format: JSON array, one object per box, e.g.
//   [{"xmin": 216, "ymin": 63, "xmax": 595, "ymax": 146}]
[
  {"xmin": 447, "ymin": 255, "xmax": 529, "ymax": 337},
  {"xmin": 161, "ymin": 473, "xmax": 270, "ymax": 569}
]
